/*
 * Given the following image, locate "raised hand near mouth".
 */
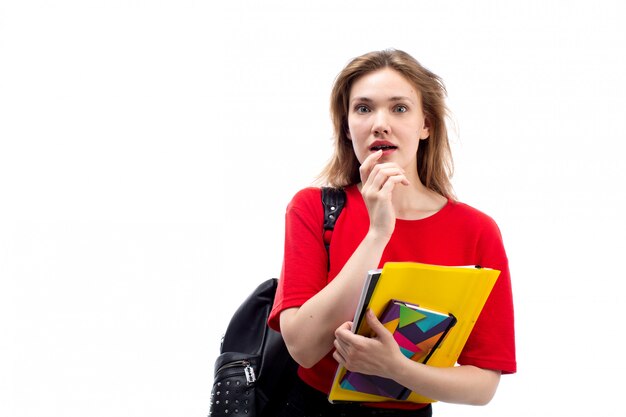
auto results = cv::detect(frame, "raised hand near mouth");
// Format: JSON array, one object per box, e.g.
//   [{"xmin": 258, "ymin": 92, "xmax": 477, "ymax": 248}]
[{"xmin": 359, "ymin": 149, "xmax": 411, "ymax": 242}]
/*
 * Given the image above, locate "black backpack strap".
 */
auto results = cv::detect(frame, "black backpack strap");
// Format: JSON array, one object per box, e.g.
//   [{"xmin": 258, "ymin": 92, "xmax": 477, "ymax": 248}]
[{"xmin": 321, "ymin": 187, "xmax": 346, "ymax": 258}]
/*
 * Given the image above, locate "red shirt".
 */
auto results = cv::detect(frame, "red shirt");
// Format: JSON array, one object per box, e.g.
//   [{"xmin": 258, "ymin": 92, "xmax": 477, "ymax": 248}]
[{"xmin": 268, "ymin": 185, "xmax": 516, "ymax": 405}]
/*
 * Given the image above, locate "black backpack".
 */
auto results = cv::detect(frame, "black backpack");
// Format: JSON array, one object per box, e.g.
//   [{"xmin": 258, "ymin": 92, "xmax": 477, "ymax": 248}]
[{"xmin": 209, "ymin": 187, "xmax": 346, "ymax": 417}]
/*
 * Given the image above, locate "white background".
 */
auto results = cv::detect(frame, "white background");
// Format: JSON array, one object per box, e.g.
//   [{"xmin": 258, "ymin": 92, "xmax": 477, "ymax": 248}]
[{"xmin": 1, "ymin": 1, "xmax": 625, "ymax": 416}]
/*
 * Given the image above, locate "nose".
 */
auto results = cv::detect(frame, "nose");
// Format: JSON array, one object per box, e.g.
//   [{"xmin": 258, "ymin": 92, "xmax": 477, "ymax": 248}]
[{"xmin": 372, "ymin": 110, "xmax": 390, "ymax": 136}]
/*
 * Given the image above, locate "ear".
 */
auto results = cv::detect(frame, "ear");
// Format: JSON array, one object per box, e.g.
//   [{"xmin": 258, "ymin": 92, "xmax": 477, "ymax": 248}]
[
  {"xmin": 419, "ymin": 117, "xmax": 431, "ymax": 140},
  {"xmin": 343, "ymin": 120, "xmax": 352, "ymax": 141}
]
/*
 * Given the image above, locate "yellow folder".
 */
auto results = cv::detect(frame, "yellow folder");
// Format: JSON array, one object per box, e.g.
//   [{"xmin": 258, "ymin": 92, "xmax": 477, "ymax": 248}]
[{"xmin": 328, "ymin": 262, "xmax": 500, "ymax": 404}]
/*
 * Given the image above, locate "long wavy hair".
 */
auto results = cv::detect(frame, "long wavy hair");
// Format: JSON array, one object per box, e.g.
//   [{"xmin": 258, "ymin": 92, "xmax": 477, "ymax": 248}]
[{"xmin": 318, "ymin": 49, "xmax": 455, "ymax": 198}]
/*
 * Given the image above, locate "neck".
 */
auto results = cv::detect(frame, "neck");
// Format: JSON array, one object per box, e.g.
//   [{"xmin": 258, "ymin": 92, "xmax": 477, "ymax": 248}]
[{"xmin": 391, "ymin": 180, "xmax": 447, "ymax": 220}]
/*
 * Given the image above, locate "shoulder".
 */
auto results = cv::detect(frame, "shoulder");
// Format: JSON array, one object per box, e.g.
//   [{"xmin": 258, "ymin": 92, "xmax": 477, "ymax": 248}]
[
  {"xmin": 445, "ymin": 200, "xmax": 503, "ymax": 238},
  {"xmin": 287, "ymin": 187, "xmax": 322, "ymax": 210},
  {"xmin": 285, "ymin": 187, "xmax": 324, "ymax": 223},
  {"xmin": 288, "ymin": 186, "xmax": 354, "ymax": 209},
  {"xmin": 447, "ymin": 200, "xmax": 498, "ymax": 226},
  {"xmin": 448, "ymin": 200, "xmax": 508, "ymax": 264}
]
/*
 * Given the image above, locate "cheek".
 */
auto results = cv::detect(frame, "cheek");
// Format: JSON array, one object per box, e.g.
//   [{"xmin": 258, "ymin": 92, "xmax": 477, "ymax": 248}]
[
  {"xmin": 350, "ymin": 141, "xmax": 366, "ymax": 163},
  {"xmin": 346, "ymin": 128, "xmax": 368, "ymax": 163},
  {"xmin": 347, "ymin": 118, "xmax": 368, "ymax": 141}
]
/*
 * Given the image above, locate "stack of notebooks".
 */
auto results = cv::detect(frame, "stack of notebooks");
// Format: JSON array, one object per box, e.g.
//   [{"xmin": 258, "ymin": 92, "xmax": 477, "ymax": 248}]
[{"xmin": 328, "ymin": 262, "xmax": 500, "ymax": 404}]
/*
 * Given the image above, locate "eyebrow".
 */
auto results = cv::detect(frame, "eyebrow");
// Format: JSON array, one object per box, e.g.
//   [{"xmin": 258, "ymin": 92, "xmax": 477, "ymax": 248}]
[{"xmin": 350, "ymin": 96, "xmax": 416, "ymax": 104}]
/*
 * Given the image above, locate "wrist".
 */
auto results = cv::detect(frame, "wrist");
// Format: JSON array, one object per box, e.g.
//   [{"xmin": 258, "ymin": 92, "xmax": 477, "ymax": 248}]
[
  {"xmin": 365, "ymin": 228, "xmax": 392, "ymax": 246},
  {"xmin": 388, "ymin": 354, "xmax": 418, "ymax": 387}
]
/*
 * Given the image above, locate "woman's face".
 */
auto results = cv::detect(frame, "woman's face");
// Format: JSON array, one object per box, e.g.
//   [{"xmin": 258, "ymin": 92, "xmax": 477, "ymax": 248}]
[{"xmin": 347, "ymin": 68, "xmax": 430, "ymax": 174}]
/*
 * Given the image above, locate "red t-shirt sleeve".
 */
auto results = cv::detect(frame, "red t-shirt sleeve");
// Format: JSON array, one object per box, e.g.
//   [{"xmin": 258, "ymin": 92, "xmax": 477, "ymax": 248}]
[
  {"xmin": 457, "ymin": 215, "xmax": 517, "ymax": 374},
  {"xmin": 268, "ymin": 188, "xmax": 327, "ymax": 332}
]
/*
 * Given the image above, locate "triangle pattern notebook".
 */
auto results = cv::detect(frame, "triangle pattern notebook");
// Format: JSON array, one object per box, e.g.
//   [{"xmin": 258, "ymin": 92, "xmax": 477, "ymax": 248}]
[
  {"xmin": 339, "ymin": 300, "xmax": 456, "ymax": 400},
  {"xmin": 328, "ymin": 262, "xmax": 500, "ymax": 404}
]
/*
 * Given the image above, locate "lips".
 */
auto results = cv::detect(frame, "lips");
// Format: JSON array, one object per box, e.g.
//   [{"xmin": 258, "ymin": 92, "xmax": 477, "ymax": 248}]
[{"xmin": 369, "ymin": 140, "xmax": 398, "ymax": 151}]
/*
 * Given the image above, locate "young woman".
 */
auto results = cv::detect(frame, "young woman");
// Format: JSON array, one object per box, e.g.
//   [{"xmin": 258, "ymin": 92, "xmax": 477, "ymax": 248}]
[{"xmin": 268, "ymin": 49, "xmax": 516, "ymax": 417}]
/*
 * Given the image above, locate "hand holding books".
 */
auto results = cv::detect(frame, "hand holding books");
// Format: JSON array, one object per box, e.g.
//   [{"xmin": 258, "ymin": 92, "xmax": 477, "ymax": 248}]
[
  {"xmin": 334, "ymin": 302, "xmax": 456, "ymax": 400},
  {"xmin": 328, "ymin": 262, "xmax": 500, "ymax": 404},
  {"xmin": 333, "ymin": 308, "xmax": 409, "ymax": 382}
]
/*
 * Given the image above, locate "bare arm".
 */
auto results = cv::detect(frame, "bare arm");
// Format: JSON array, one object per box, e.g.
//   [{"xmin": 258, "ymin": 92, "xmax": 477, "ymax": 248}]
[
  {"xmin": 333, "ymin": 309, "xmax": 501, "ymax": 405},
  {"xmin": 280, "ymin": 230, "xmax": 388, "ymax": 368},
  {"xmin": 280, "ymin": 150, "xmax": 408, "ymax": 368}
]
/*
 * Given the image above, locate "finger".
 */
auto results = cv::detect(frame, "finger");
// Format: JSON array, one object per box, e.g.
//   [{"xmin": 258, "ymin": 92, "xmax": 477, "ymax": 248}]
[
  {"xmin": 359, "ymin": 150, "xmax": 383, "ymax": 184},
  {"xmin": 333, "ymin": 336, "xmax": 352, "ymax": 366},
  {"xmin": 361, "ymin": 165, "xmax": 406, "ymax": 199},
  {"xmin": 334, "ymin": 321, "xmax": 353, "ymax": 338},
  {"xmin": 333, "ymin": 338, "xmax": 346, "ymax": 356},
  {"xmin": 364, "ymin": 162, "xmax": 404, "ymax": 180},
  {"xmin": 365, "ymin": 309, "xmax": 393, "ymax": 342},
  {"xmin": 363, "ymin": 174, "xmax": 410, "ymax": 206},
  {"xmin": 334, "ymin": 322, "xmax": 355, "ymax": 353},
  {"xmin": 334, "ymin": 328, "xmax": 356, "ymax": 347},
  {"xmin": 378, "ymin": 174, "xmax": 411, "ymax": 196},
  {"xmin": 365, "ymin": 167, "xmax": 409, "ymax": 192},
  {"xmin": 333, "ymin": 349, "xmax": 346, "ymax": 365}
]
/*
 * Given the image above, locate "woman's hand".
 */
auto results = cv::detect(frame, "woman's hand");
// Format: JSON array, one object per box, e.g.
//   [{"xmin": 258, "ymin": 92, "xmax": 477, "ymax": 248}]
[
  {"xmin": 279, "ymin": 153, "xmax": 410, "ymax": 369},
  {"xmin": 333, "ymin": 309, "xmax": 502, "ymax": 405},
  {"xmin": 359, "ymin": 150, "xmax": 410, "ymax": 241},
  {"xmin": 332, "ymin": 309, "xmax": 405, "ymax": 379}
]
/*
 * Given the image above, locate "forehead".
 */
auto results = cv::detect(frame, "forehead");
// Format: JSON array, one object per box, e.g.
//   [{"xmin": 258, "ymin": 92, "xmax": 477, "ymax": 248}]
[{"xmin": 349, "ymin": 68, "xmax": 420, "ymax": 101}]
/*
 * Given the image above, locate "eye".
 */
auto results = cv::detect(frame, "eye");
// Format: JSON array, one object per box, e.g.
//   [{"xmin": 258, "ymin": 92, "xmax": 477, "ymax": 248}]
[
  {"xmin": 354, "ymin": 105, "xmax": 370, "ymax": 114},
  {"xmin": 394, "ymin": 105, "xmax": 408, "ymax": 113}
]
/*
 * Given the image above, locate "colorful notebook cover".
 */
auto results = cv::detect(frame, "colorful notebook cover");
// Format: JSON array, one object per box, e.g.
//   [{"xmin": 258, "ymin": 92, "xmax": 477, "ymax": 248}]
[
  {"xmin": 339, "ymin": 300, "xmax": 456, "ymax": 400},
  {"xmin": 328, "ymin": 262, "xmax": 500, "ymax": 404}
]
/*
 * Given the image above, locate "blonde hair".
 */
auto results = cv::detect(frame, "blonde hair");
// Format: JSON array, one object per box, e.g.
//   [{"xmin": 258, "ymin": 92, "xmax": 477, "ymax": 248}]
[{"xmin": 318, "ymin": 49, "xmax": 455, "ymax": 198}]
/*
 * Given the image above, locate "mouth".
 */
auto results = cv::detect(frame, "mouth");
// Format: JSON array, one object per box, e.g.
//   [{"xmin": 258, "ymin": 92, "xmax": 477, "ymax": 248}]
[
  {"xmin": 369, "ymin": 141, "xmax": 398, "ymax": 152},
  {"xmin": 370, "ymin": 145, "xmax": 398, "ymax": 151}
]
